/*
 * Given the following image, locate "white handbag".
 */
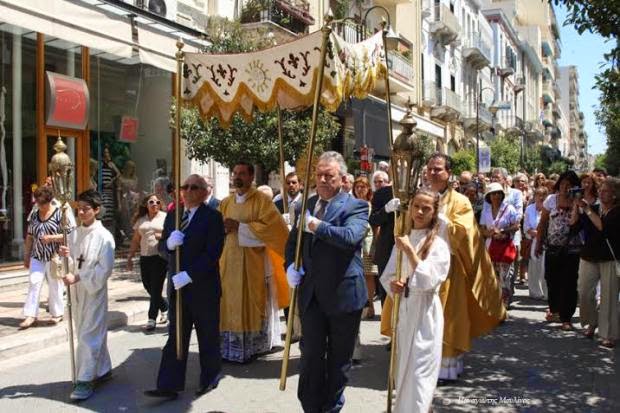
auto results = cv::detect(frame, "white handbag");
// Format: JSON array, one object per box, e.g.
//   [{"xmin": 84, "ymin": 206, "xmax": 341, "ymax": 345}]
[
  {"xmin": 604, "ymin": 239, "xmax": 620, "ymax": 277},
  {"xmin": 49, "ymin": 253, "xmax": 74, "ymax": 280}
]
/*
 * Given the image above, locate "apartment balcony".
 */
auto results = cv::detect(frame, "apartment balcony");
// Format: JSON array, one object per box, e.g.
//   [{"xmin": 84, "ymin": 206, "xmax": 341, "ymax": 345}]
[
  {"xmin": 552, "ymin": 104, "xmax": 561, "ymax": 119},
  {"xmin": 462, "ymin": 102, "xmax": 493, "ymax": 133},
  {"xmin": 421, "ymin": 0, "xmax": 433, "ymax": 18},
  {"xmin": 499, "ymin": 54, "xmax": 516, "ymax": 77},
  {"xmin": 462, "ymin": 33, "xmax": 492, "ymax": 69},
  {"xmin": 240, "ymin": 0, "xmax": 314, "ymax": 41},
  {"xmin": 541, "ymin": 39, "xmax": 553, "ymax": 57},
  {"xmin": 542, "ymin": 57, "xmax": 555, "ymax": 80},
  {"xmin": 423, "ymin": 83, "xmax": 462, "ymax": 122},
  {"xmin": 513, "ymin": 75, "xmax": 525, "ymax": 93},
  {"xmin": 542, "ymin": 81, "xmax": 554, "ymax": 104},
  {"xmin": 430, "ymin": 4, "xmax": 460, "ymax": 46},
  {"xmin": 542, "ymin": 107, "xmax": 553, "ymax": 127}
]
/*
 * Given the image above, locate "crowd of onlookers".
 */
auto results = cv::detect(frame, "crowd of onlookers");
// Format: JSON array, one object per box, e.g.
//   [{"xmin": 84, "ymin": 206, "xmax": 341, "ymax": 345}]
[{"xmin": 441, "ymin": 166, "xmax": 618, "ymax": 349}]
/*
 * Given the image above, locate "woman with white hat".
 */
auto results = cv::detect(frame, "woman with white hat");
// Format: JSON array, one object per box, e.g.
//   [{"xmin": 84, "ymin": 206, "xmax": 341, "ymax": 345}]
[{"xmin": 479, "ymin": 182, "xmax": 520, "ymax": 306}]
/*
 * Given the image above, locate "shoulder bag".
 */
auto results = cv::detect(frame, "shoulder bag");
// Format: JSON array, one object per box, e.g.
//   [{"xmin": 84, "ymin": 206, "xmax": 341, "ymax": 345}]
[
  {"xmin": 604, "ymin": 239, "xmax": 620, "ymax": 277},
  {"xmin": 488, "ymin": 206, "xmax": 517, "ymax": 264}
]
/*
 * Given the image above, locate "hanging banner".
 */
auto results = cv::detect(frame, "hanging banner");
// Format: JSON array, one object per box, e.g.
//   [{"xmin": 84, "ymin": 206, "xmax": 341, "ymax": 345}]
[
  {"xmin": 182, "ymin": 30, "xmax": 387, "ymax": 126},
  {"xmin": 118, "ymin": 116, "xmax": 139, "ymax": 143},
  {"xmin": 478, "ymin": 147, "xmax": 491, "ymax": 173},
  {"xmin": 45, "ymin": 72, "xmax": 89, "ymax": 130}
]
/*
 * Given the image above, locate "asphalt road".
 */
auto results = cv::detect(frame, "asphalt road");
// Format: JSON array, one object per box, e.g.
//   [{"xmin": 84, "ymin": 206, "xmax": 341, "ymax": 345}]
[{"xmin": 0, "ymin": 285, "xmax": 618, "ymax": 412}]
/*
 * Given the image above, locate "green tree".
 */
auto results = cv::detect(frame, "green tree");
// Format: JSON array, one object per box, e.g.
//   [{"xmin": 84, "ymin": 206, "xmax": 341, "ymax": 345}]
[
  {"xmin": 488, "ymin": 135, "xmax": 521, "ymax": 174},
  {"xmin": 547, "ymin": 160, "xmax": 571, "ymax": 175},
  {"xmin": 177, "ymin": 18, "xmax": 341, "ymax": 178},
  {"xmin": 451, "ymin": 149, "xmax": 476, "ymax": 176},
  {"xmin": 551, "ymin": 1, "xmax": 620, "ymax": 175},
  {"xmin": 594, "ymin": 153, "xmax": 607, "ymax": 170}
]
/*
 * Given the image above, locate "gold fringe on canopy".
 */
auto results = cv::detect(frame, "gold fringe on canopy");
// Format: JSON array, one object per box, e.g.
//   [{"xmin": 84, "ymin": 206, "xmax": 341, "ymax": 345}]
[{"xmin": 182, "ymin": 30, "xmax": 387, "ymax": 126}]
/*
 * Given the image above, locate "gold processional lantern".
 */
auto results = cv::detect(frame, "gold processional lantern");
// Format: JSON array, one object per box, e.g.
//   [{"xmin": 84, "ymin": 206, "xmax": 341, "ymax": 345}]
[
  {"xmin": 386, "ymin": 102, "xmax": 425, "ymax": 413},
  {"xmin": 390, "ymin": 101, "xmax": 424, "ymax": 209},
  {"xmin": 49, "ymin": 136, "xmax": 74, "ymax": 203}
]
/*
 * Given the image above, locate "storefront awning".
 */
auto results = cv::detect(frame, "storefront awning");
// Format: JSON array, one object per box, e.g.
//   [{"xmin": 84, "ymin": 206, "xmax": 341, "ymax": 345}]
[{"xmin": 0, "ymin": 0, "xmax": 204, "ymax": 72}]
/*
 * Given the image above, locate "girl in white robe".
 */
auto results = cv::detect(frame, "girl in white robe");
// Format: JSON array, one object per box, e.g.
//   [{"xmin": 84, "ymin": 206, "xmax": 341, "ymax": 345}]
[
  {"xmin": 60, "ymin": 190, "xmax": 115, "ymax": 401},
  {"xmin": 381, "ymin": 189, "xmax": 451, "ymax": 413}
]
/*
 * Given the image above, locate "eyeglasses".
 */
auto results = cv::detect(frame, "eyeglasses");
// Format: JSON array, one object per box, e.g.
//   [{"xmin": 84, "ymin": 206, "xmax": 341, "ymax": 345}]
[
  {"xmin": 180, "ymin": 184, "xmax": 204, "ymax": 191},
  {"xmin": 148, "ymin": 200, "xmax": 161, "ymax": 206}
]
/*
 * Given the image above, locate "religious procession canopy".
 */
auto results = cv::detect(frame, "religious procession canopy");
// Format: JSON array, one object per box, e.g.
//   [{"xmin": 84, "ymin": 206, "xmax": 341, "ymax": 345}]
[{"xmin": 182, "ymin": 30, "xmax": 387, "ymax": 125}]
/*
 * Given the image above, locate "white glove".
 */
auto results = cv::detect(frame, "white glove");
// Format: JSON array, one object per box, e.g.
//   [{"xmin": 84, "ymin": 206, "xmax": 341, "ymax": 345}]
[
  {"xmin": 172, "ymin": 271, "xmax": 192, "ymax": 290},
  {"xmin": 166, "ymin": 230, "xmax": 185, "ymax": 250},
  {"xmin": 286, "ymin": 263, "xmax": 305, "ymax": 287},
  {"xmin": 385, "ymin": 198, "xmax": 401, "ymax": 213},
  {"xmin": 303, "ymin": 210, "xmax": 320, "ymax": 233},
  {"xmin": 282, "ymin": 213, "xmax": 291, "ymax": 226}
]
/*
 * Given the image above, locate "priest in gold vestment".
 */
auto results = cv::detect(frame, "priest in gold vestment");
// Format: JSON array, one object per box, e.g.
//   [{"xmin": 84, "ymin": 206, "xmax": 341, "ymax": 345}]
[
  {"xmin": 219, "ymin": 162, "xmax": 290, "ymax": 363},
  {"xmin": 381, "ymin": 154, "xmax": 505, "ymax": 381}
]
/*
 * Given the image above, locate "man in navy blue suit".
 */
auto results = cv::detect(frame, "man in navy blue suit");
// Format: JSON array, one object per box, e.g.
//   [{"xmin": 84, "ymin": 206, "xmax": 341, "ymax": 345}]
[
  {"xmin": 203, "ymin": 175, "xmax": 221, "ymax": 210},
  {"xmin": 145, "ymin": 174, "xmax": 225, "ymax": 400},
  {"xmin": 285, "ymin": 151, "xmax": 369, "ymax": 413}
]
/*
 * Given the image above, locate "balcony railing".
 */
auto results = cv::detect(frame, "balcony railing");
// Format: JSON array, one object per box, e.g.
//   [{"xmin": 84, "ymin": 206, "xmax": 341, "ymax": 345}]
[
  {"xmin": 387, "ymin": 50, "xmax": 413, "ymax": 84},
  {"xmin": 430, "ymin": 4, "xmax": 460, "ymax": 45},
  {"xmin": 463, "ymin": 32, "xmax": 492, "ymax": 68},
  {"xmin": 240, "ymin": 0, "xmax": 314, "ymax": 35},
  {"xmin": 543, "ymin": 81, "xmax": 554, "ymax": 103},
  {"xmin": 425, "ymin": 84, "xmax": 462, "ymax": 112}
]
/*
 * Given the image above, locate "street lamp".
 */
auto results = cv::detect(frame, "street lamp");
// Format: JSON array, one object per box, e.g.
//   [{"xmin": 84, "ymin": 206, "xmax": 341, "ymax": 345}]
[{"xmin": 476, "ymin": 84, "xmax": 496, "ymax": 174}]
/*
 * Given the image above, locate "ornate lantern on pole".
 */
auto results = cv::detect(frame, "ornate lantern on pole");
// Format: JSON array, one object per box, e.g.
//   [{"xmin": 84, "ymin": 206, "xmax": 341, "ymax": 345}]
[
  {"xmin": 386, "ymin": 101, "xmax": 425, "ymax": 413},
  {"xmin": 49, "ymin": 134, "xmax": 77, "ymax": 384}
]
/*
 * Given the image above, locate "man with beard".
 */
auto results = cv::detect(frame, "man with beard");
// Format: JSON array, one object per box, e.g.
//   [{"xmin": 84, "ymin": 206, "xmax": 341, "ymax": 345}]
[{"xmin": 218, "ymin": 162, "xmax": 290, "ymax": 363}]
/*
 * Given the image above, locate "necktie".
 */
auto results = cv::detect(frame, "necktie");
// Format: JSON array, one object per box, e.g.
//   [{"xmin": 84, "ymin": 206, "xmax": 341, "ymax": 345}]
[
  {"xmin": 180, "ymin": 209, "xmax": 190, "ymax": 232},
  {"xmin": 316, "ymin": 199, "xmax": 328, "ymax": 220}
]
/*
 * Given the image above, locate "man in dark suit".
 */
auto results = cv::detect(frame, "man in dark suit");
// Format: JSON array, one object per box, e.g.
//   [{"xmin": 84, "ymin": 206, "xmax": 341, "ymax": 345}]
[
  {"xmin": 145, "ymin": 174, "xmax": 225, "ymax": 400},
  {"xmin": 285, "ymin": 151, "xmax": 369, "ymax": 413},
  {"xmin": 275, "ymin": 172, "xmax": 302, "ymax": 215},
  {"xmin": 369, "ymin": 170, "xmax": 397, "ymax": 304},
  {"xmin": 203, "ymin": 175, "xmax": 220, "ymax": 210}
]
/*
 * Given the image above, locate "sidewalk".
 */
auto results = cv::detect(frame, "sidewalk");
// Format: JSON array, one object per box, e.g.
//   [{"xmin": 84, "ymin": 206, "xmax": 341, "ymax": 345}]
[{"xmin": 0, "ymin": 264, "xmax": 152, "ymax": 361}]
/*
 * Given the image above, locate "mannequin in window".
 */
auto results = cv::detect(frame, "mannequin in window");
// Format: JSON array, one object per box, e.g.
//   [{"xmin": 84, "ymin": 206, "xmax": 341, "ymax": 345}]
[
  {"xmin": 118, "ymin": 159, "xmax": 140, "ymax": 241},
  {"xmin": 100, "ymin": 146, "xmax": 120, "ymax": 237}
]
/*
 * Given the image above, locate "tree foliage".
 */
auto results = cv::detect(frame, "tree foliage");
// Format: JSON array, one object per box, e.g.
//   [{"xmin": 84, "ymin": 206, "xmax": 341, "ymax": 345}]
[
  {"xmin": 551, "ymin": 1, "xmax": 620, "ymax": 174},
  {"xmin": 489, "ymin": 135, "xmax": 521, "ymax": 174},
  {"xmin": 177, "ymin": 18, "xmax": 341, "ymax": 176},
  {"xmin": 180, "ymin": 105, "xmax": 340, "ymax": 173},
  {"xmin": 451, "ymin": 149, "xmax": 476, "ymax": 176}
]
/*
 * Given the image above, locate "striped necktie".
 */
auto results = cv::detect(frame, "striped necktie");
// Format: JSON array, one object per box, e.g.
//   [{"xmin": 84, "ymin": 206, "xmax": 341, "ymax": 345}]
[
  {"xmin": 180, "ymin": 209, "xmax": 190, "ymax": 232},
  {"xmin": 316, "ymin": 199, "xmax": 328, "ymax": 220}
]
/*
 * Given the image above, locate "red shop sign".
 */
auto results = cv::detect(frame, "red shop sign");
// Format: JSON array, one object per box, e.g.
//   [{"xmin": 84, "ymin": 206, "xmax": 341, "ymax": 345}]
[
  {"xmin": 119, "ymin": 116, "xmax": 139, "ymax": 143},
  {"xmin": 45, "ymin": 71, "xmax": 89, "ymax": 130}
]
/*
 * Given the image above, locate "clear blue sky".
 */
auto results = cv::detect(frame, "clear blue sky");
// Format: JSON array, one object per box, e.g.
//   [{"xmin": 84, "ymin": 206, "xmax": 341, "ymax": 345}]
[{"xmin": 555, "ymin": 4, "xmax": 613, "ymax": 155}]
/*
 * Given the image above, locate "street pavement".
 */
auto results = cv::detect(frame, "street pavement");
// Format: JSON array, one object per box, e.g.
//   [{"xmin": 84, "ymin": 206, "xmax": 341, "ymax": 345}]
[{"xmin": 0, "ymin": 284, "xmax": 618, "ymax": 412}]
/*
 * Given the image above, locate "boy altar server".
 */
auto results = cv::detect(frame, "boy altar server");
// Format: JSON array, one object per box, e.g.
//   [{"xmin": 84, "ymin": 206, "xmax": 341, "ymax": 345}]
[{"xmin": 60, "ymin": 190, "xmax": 116, "ymax": 401}]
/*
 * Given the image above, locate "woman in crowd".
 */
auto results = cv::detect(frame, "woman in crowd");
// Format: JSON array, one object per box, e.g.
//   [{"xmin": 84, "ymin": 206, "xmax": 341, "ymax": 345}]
[
  {"xmin": 580, "ymin": 172, "xmax": 599, "ymax": 207},
  {"xmin": 126, "ymin": 194, "xmax": 168, "ymax": 330},
  {"xmin": 20, "ymin": 186, "xmax": 72, "ymax": 329},
  {"xmin": 577, "ymin": 177, "xmax": 620, "ymax": 348},
  {"xmin": 535, "ymin": 171, "xmax": 582, "ymax": 330},
  {"xmin": 533, "ymin": 173, "xmax": 546, "ymax": 191},
  {"xmin": 524, "ymin": 187, "xmax": 549, "ymax": 300},
  {"xmin": 353, "ymin": 176, "xmax": 377, "ymax": 319},
  {"xmin": 380, "ymin": 188, "xmax": 450, "ymax": 413},
  {"xmin": 479, "ymin": 182, "xmax": 520, "ymax": 306}
]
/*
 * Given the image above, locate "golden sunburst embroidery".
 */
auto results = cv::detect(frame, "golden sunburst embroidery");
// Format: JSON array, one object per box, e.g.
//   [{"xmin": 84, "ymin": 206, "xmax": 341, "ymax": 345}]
[{"xmin": 245, "ymin": 60, "xmax": 271, "ymax": 94}]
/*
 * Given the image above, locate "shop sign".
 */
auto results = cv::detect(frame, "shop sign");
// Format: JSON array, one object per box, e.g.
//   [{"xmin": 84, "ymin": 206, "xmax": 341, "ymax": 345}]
[
  {"xmin": 119, "ymin": 116, "xmax": 140, "ymax": 142},
  {"xmin": 45, "ymin": 72, "xmax": 89, "ymax": 130}
]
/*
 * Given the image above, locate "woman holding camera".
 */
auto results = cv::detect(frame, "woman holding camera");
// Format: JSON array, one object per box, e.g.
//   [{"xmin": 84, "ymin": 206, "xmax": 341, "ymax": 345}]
[
  {"xmin": 580, "ymin": 172, "xmax": 599, "ymax": 207},
  {"xmin": 535, "ymin": 171, "xmax": 582, "ymax": 330},
  {"xmin": 577, "ymin": 177, "xmax": 620, "ymax": 348}
]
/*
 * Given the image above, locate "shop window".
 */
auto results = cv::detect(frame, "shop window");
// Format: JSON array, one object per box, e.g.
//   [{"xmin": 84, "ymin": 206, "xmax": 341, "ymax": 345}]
[
  {"xmin": 89, "ymin": 51, "xmax": 172, "ymax": 252},
  {"xmin": 0, "ymin": 25, "xmax": 37, "ymax": 264}
]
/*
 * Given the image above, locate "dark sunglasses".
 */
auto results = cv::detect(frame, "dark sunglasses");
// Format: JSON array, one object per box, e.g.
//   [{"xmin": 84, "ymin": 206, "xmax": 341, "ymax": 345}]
[
  {"xmin": 180, "ymin": 184, "xmax": 204, "ymax": 191},
  {"xmin": 148, "ymin": 200, "xmax": 161, "ymax": 205}
]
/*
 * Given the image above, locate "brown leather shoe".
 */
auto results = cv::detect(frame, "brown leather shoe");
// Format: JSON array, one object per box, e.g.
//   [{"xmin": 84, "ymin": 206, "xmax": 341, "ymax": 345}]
[{"xmin": 18, "ymin": 317, "xmax": 37, "ymax": 330}]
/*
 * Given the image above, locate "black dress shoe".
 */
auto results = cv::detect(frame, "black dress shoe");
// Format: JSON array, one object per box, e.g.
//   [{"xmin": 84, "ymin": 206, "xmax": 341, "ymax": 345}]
[
  {"xmin": 144, "ymin": 389, "xmax": 178, "ymax": 399},
  {"xmin": 195, "ymin": 376, "xmax": 221, "ymax": 397}
]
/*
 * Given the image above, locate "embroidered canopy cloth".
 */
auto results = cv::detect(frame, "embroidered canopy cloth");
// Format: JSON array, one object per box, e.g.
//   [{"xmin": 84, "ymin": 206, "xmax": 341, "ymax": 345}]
[{"xmin": 182, "ymin": 30, "xmax": 387, "ymax": 125}]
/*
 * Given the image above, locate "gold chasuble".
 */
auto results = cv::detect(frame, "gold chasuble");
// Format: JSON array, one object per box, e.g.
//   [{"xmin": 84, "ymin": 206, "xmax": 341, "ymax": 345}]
[
  {"xmin": 219, "ymin": 188, "xmax": 289, "ymax": 362},
  {"xmin": 380, "ymin": 188, "xmax": 505, "ymax": 360},
  {"xmin": 438, "ymin": 188, "xmax": 506, "ymax": 358}
]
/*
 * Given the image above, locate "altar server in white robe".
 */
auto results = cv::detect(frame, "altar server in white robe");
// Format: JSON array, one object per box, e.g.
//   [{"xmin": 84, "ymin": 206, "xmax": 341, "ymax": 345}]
[
  {"xmin": 381, "ymin": 188, "xmax": 450, "ymax": 413},
  {"xmin": 60, "ymin": 190, "xmax": 115, "ymax": 401}
]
